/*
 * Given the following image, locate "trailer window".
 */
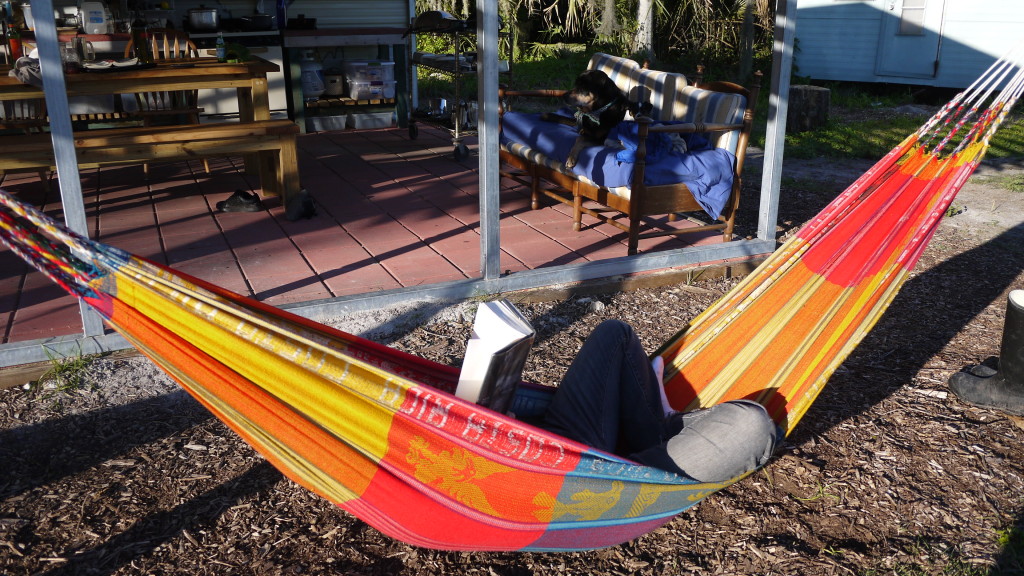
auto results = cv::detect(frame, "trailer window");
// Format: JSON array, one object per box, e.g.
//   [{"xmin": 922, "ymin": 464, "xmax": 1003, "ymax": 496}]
[{"xmin": 898, "ymin": 0, "xmax": 927, "ymax": 36}]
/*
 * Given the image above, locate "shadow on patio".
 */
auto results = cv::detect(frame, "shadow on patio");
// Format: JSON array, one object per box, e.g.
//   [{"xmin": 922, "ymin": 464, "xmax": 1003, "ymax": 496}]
[{"xmin": 0, "ymin": 124, "xmax": 729, "ymax": 346}]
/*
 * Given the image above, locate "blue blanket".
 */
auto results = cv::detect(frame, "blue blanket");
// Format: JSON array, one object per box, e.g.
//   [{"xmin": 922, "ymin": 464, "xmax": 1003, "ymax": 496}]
[{"xmin": 500, "ymin": 111, "xmax": 736, "ymax": 219}]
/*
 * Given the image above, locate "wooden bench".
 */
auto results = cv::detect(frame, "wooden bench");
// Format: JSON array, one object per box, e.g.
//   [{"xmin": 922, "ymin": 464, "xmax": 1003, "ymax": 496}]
[{"xmin": 0, "ymin": 119, "xmax": 301, "ymax": 203}]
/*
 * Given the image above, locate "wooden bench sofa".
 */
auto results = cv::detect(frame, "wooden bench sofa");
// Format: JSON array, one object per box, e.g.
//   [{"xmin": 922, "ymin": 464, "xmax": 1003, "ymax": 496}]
[
  {"xmin": 499, "ymin": 53, "xmax": 759, "ymax": 255},
  {"xmin": 0, "ymin": 119, "xmax": 301, "ymax": 203}
]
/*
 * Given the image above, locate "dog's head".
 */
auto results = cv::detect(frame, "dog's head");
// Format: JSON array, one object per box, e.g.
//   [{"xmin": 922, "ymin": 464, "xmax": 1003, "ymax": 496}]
[
  {"xmin": 563, "ymin": 70, "xmax": 625, "ymax": 114},
  {"xmin": 562, "ymin": 70, "xmax": 630, "ymax": 139}
]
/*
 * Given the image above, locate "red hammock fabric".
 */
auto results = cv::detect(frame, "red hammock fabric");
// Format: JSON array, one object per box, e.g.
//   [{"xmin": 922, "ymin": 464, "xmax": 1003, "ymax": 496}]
[{"xmin": 0, "ymin": 53, "xmax": 1020, "ymax": 551}]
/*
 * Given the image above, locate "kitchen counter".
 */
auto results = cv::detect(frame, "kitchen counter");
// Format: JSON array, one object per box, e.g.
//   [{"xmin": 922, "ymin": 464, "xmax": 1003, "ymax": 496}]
[{"xmin": 15, "ymin": 31, "xmax": 131, "ymax": 58}]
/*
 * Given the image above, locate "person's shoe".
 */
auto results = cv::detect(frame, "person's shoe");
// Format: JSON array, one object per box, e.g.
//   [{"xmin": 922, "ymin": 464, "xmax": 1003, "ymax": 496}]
[
  {"xmin": 216, "ymin": 189, "xmax": 263, "ymax": 212},
  {"xmin": 285, "ymin": 189, "xmax": 317, "ymax": 221},
  {"xmin": 949, "ymin": 290, "xmax": 1024, "ymax": 415}
]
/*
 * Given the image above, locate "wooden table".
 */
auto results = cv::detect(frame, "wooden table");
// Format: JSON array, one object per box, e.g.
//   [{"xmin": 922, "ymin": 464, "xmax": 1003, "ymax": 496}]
[{"xmin": 0, "ymin": 57, "xmax": 290, "ymax": 196}]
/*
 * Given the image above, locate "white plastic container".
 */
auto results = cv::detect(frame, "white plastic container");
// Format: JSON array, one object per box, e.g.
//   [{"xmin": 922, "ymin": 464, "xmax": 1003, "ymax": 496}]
[
  {"xmin": 343, "ymin": 61, "xmax": 395, "ymax": 83},
  {"xmin": 20, "ymin": 3, "xmax": 33, "ymax": 30},
  {"xmin": 299, "ymin": 51, "xmax": 325, "ymax": 100},
  {"xmin": 80, "ymin": 2, "xmax": 109, "ymax": 34},
  {"xmin": 346, "ymin": 111, "xmax": 395, "ymax": 129},
  {"xmin": 307, "ymin": 115, "xmax": 347, "ymax": 132},
  {"xmin": 347, "ymin": 79, "xmax": 396, "ymax": 100}
]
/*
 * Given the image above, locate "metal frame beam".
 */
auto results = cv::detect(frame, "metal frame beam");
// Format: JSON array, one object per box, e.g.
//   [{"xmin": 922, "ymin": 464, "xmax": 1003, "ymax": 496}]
[{"xmin": 0, "ymin": 239, "xmax": 774, "ymax": 367}]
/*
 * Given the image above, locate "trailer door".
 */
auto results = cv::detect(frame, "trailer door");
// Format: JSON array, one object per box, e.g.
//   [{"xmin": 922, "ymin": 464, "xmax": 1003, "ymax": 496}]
[{"xmin": 875, "ymin": 0, "xmax": 946, "ymax": 79}]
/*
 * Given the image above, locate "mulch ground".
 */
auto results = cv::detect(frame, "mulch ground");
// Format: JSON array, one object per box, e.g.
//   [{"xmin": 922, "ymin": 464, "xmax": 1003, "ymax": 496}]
[{"xmin": 2, "ymin": 140, "xmax": 1024, "ymax": 575}]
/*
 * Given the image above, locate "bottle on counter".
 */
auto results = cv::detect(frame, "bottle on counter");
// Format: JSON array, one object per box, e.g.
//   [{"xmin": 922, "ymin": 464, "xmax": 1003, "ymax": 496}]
[
  {"xmin": 131, "ymin": 18, "xmax": 152, "ymax": 63},
  {"xmin": 299, "ymin": 50, "xmax": 325, "ymax": 101},
  {"xmin": 7, "ymin": 23, "xmax": 21, "ymax": 60},
  {"xmin": 61, "ymin": 41, "xmax": 81, "ymax": 73},
  {"xmin": 215, "ymin": 32, "xmax": 225, "ymax": 62}
]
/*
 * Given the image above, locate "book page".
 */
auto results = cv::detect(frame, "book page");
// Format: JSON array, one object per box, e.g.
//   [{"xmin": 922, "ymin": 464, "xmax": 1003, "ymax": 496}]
[{"xmin": 455, "ymin": 300, "xmax": 535, "ymax": 407}]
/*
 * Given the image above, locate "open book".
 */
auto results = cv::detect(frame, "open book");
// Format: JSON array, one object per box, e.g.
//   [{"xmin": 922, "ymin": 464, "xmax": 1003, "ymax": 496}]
[{"xmin": 455, "ymin": 299, "xmax": 535, "ymax": 413}]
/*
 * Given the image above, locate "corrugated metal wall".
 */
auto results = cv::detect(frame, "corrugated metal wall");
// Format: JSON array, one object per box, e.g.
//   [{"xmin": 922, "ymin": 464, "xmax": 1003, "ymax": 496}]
[{"xmin": 287, "ymin": 0, "xmax": 410, "ymax": 28}]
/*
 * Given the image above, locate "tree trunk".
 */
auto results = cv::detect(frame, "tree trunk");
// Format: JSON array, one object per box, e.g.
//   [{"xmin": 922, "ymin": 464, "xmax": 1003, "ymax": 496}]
[
  {"xmin": 787, "ymin": 85, "xmax": 830, "ymax": 133},
  {"xmin": 634, "ymin": 0, "xmax": 653, "ymax": 58}
]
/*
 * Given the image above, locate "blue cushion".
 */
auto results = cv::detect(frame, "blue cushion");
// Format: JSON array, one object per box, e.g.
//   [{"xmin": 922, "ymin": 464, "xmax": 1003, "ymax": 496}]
[{"xmin": 500, "ymin": 112, "xmax": 736, "ymax": 219}]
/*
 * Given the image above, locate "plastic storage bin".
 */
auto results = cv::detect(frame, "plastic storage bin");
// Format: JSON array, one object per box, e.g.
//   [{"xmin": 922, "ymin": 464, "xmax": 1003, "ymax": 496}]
[
  {"xmin": 343, "ymin": 61, "xmax": 396, "ymax": 82},
  {"xmin": 346, "ymin": 111, "xmax": 395, "ymax": 129},
  {"xmin": 347, "ymin": 79, "xmax": 397, "ymax": 100},
  {"xmin": 307, "ymin": 115, "xmax": 348, "ymax": 132}
]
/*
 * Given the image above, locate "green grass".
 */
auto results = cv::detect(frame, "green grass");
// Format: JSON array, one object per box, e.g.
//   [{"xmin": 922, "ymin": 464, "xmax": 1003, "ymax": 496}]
[
  {"xmin": 31, "ymin": 346, "xmax": 94, "ymax": 401},
  {"xmin": 416, "ymin": 46, "xmax": 1024, "ymax": 164},
  {"xmin": 779, "ymin": 116, "xmax": 926, "ymax": 159},
  {"xmin": 993, "ymin": 522, "xmax": 1024, "ymax": 574},
  {"xmin": 751, "ymin": 106, "xmax": 1024, "ymax": 161},
  {"xmin": 999, "ymin": 174, "xmax": 1024, "ymax": 193},
  {"xmin": 415, "ymin": 43, "xmax": 589, "ymax": 102}
]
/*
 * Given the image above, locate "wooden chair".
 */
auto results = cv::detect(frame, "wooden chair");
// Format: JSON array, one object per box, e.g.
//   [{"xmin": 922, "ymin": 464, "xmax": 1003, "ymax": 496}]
[
  {"xmin": 124, "ymin": 29, "xmax": 209, "ymax": 175},
  {"xmin": 0, "ymin": 98, "xmax": 50, "ymax": 188}
]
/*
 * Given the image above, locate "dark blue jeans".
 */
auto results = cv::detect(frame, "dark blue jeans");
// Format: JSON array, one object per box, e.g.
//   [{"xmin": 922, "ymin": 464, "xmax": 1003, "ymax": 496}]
[
  {"xmin": 542, "ymin": 319, "xmax": 669, "ymax": 456},
  {"xmin": 541, "ymin": 319, "xmax": 780, "ymax": 481}
]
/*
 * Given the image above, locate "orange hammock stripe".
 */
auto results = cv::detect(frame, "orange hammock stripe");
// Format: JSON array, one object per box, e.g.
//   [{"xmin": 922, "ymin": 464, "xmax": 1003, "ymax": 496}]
[{"xmin": 1, "ymin": 53, "xmax": 1020, "ymax": 551}]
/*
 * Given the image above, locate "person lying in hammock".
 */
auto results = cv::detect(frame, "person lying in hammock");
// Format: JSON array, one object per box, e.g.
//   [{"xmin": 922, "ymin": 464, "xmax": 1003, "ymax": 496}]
[{"xmin": 538, "ymin": 319, "xmax": 782, "ymax": 483}]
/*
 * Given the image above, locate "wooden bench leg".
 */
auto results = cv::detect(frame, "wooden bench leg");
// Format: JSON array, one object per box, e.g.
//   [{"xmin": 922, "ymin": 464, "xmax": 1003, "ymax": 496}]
[
  {"xmin": 529, "ymin": 166, "xmax": 540, "ymax": 210},
  {"xmin": 572, "ymin": 183, "xmax": 583, "ymax": 231},
  {"xmin": 252, "ymin": 135, "xmax": 299, "ymax": 206},
  {"xmin": 722, "ymin": 214, "xmax": 735, "ymax": 242},
  {"xmin": 256, "ymin": 150, "xmax": 279, "ymax": 198},
  {"xmin": 628, "ymin": 219, "xmax": 641, "ymax": 255},
  {"xmin": 279, "ymin": 137, "xmax": 300, "ymax": 206}
]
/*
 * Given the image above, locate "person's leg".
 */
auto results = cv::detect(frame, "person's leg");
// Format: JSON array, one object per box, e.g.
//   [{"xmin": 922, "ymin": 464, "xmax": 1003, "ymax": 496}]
[
  {"xmin": 664, "ymin": 400, "xmax": 780, "ymax": 482},
  {"xmin": 541, "ymin": 319, "xmax": 666, "ymax": 453}
]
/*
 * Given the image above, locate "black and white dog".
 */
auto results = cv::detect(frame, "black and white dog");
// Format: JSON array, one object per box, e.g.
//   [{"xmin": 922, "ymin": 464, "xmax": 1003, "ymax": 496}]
[{"xmin": 541, "ymin": 69, "xmax": 649, "ymax": 168}]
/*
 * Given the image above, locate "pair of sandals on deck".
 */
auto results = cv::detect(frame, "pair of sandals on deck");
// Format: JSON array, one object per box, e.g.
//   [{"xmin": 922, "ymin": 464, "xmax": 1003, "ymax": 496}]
[{"xmin": 217, "ymin": 189, "xmax": 316, "ymax": 221}]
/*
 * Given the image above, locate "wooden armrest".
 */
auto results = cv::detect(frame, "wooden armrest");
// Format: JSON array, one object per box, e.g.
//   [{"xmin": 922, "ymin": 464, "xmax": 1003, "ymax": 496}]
[
  {"xmin": 646, "ymin": 122, "xmax": 745, "ymax": 134},
  {"xmin": 627, "ymin": 119, "xmax": 744, "ymax": 165},
  {"xmin": 499, "ymin": 88, "xmax": 569, "ymax": 99}
]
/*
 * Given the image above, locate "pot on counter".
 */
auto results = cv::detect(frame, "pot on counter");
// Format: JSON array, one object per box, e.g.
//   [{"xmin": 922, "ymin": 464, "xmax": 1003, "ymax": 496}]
[
  {"xmin": 240, "ymin": 12, "xmax": 274, "ymax": 31},
  {"xmin": 242, "ymin": 0, "xmax": 275, "ymax": 31},
  {"xmin": 187, "ymin": 6, "xmax": 218, "ymax": 30}
]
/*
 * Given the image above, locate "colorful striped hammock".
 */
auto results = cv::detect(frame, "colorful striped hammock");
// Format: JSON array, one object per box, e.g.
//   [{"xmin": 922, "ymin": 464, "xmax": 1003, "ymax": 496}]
[{"xmin": 1, "ymin": 54, "xmax": 1021, "ymax": 552}]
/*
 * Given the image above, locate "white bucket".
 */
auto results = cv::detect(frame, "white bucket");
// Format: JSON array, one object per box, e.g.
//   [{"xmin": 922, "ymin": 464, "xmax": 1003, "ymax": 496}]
[
  {"xmin": 299, "ymin": 52, "xmax": 325, "ymax": 100},
  {"xmin": 20, "ymin": 3, "xmax": 33, "ymax": 30}
]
